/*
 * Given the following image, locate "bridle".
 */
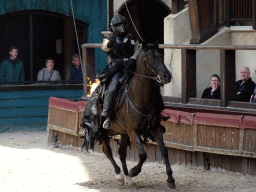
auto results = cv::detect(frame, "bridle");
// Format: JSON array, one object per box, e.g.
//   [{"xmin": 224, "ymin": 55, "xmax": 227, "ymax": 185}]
[{"xmin": 129, "ymin": 49, "xmax": 165, "ymax": 83}]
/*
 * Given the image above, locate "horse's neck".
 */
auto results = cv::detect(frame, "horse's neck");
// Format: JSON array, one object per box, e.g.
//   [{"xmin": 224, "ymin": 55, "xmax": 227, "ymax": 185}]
[{"xmin": 128, "ymin": 57, "xmax": 155, "ymax": 108}]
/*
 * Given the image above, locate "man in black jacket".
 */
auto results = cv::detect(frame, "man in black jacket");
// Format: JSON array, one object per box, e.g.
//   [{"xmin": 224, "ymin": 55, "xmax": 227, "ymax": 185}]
[
  {"xmin": 235, "ymin": 67, "xmax": 255, "ymax": 102},
  {"xmin": 69, "ymin": 54, "xmax": 83, "ymax": 84},
  {"xmin": 201, "ymin": 74, "xmax": 221, "ymax": 100}
]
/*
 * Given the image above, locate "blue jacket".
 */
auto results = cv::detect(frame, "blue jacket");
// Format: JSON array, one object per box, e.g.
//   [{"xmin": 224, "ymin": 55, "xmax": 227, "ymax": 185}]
[
  {"xmin": 69, "ymin": 65, "xmax": 83, "ymax": 84},
  {"xmin": 0, "ymin": 57, "xmax": 25, "ymax": 84}
]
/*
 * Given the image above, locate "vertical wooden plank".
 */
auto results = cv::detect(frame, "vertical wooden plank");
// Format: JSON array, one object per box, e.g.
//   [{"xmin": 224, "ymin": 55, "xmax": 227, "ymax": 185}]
[
  {"xmin": 188, "ymin": 0, "xmax": 200, "ymax": 43},
  {"xmin": 108, "ymin": 0, "xmax": 114, "ymax": 28},
  {"xmin": 220, "ymin": 155, "xmax": 231, "ymax": 171},
  {"xmin": 168, "ymin": 148, "xmax": 178, "ymax": 165},
  {"xmin": 48, "ymin": 129, "xmax": 54, "ymax": 145},
  {"xmin": 226, "ymin": 0, "xmax": 230, "ymax": 27},
  {"xmin": 253, "ymin": 0, "xmax": 256, "ymax": 29},
  {"xmin": 220, "ymin": 49, "xmax": 236, "ymax": 107},
  {"xmin": 241, "ymin": 157, "xmax": 249, "ymax": 175},
  {"xmin": 185, "ymin": 151, "xmax": 192, "ymax": 165},
  {"xmin": 196, "ymin": 151, "xmax": 204, "ymax": 167},
  {"xmin": 181, "ymin": 49, "xmax": 196, "ymax": 104},
  {"xmin": 180, "ymin": 150, "xmax": 186, "ymax": 165},
  {"xmin": 229, "ymin": 156, "xmax": 242, "ymax": 173},
  {"xmin": 172, "ymin": 0, "xmax": 185, "ymax": 14},
  {"xmin": 248, "ymin": 158, "xmax": 256, "ymax": 175},
  {"xmin": 191, "ymin": 151, "xmax": 197, "ymax": 166}
]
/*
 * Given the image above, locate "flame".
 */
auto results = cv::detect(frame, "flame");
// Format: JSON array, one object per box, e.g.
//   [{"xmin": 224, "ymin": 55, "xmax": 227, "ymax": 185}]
[{"xmin": 87, "ymin": 78, "xmax": 100, "ymax": 97}]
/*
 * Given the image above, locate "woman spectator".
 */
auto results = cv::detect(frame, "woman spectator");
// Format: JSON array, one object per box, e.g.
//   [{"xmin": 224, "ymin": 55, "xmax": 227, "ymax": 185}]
[{"xmin": 37, "ymin": 59, "xmax": 61, "ymax": 84}]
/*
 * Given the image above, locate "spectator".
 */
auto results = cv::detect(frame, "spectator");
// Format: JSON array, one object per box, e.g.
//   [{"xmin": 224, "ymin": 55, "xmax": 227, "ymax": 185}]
[
  {"xmin": 37, "ymin": 59, "xmax": 61, "ymax": 84},
  {"xmin": 235, "ymin": 67, "xmax": 255, "ymax": 102},
  {"xmin": 250, "ymin": 86, "xmax": 256, "ymax": 103},
  {"xmin": 69, "ymin": 54, "xmax": 83, "ymax": 84},
  {"xmin": 201, "ymin": 74, "xmax": 221, "ymax": 100},
  {"xmin": 0, "ymin": 46, "xmax": 25, "ymax": 85}
]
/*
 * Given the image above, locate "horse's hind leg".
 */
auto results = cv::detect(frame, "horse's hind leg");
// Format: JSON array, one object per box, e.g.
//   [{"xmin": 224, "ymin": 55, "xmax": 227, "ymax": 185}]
[
  {"xmin": 151, "ymin": 126, "xmax": 176, "ymax": 189},
  {"xmin": 102, "ymin": 138, "xmax": 124, "ymax": 186},
  {"xmin": 118, "ymin": 134, "xmax": 135, "ymax": 186},
  {"xmin": 128, "ymin": 131, "xmax": 147, "ymax": 178}
]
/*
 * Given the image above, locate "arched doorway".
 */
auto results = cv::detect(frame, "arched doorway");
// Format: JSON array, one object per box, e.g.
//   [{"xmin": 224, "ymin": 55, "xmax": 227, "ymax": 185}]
[
  {"xmin": 118, "ymin": 0, "xmax": 171, "ymax": 44},
  {"xmin": 0, "ymin": 11, "xmax": 87, "ymax": 82}
]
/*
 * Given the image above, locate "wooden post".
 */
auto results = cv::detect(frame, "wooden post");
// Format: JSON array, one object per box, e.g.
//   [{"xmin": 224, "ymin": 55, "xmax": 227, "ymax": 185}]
[
  {"xmin": 181, "ymin": 49, "xmax": 197, "ymax": 104},
  {"xmin": 220, "ymin": 49, "xmax": 236, "ymax": 107},
  {"xmin": 81, "ymin": 47, "xmax": 95, "ymax": 98},
  {"xmin": 171, "ymin": 0, "xmax": 185, "ymax": 14},
  {"xmin": 108, "ymin": 0, "xmax": 114, "ymax": 29},
  {"xmin": 188, "ymin": 0, "xmax": 217, "ymax": 44},
  {"xmin": 253, "ymin": 0, "xmax": 256, "ymax": 29},
  {"xmin": 225, "ymin": 0, "xmax": 230, "ymax": 27}
]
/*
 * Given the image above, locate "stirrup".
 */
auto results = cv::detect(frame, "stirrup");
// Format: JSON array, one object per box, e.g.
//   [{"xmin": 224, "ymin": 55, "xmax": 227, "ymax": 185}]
[{"xmin": 103, "ymin": 118, "xmax": 111, "ymax": 129}]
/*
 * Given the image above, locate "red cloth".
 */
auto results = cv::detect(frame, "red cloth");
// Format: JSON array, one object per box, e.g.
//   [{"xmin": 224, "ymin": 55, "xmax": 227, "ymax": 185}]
[
  {"xmin": 194, "ymin": 112, "xmax": 242, "ymax": 128},
  {"xmin": 242, "ymin": 116, "xmax": 256, "ymax": 129},
  {"xmin": 48, "ymin": 97, "xmax": 79, "ymax": 112}
]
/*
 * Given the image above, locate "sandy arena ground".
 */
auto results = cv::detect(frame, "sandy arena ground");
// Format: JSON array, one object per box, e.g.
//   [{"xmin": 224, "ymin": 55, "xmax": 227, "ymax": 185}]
[{"xmin": 0, "ymin": 131, "xmax": 256, "ymax": 192}]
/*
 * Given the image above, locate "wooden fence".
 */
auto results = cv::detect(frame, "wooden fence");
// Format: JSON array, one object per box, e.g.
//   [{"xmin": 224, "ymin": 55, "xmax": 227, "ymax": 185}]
[{"xmin": 47, "ymin": 97, "xmax": 256, "ymax": 175}]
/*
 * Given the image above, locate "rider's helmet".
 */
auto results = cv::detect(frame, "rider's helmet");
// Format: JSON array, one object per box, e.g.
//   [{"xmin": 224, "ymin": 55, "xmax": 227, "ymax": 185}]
[{"xmin": 110, "ymin": 14, "xmax": 128, "ymax": 37}]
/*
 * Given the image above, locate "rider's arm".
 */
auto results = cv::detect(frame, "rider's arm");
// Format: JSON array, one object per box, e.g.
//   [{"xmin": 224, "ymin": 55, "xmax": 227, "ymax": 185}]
[
  {"xmin": 101, "ymin": 34, "xmax": 115, "ymax": 53},
  {"xmin": 130, "ymin": 40, "xmax": 142, "ymax": 60},
  {"xmin": 101, "ymin": 38, "xmax": 112, "ymax": 52}
]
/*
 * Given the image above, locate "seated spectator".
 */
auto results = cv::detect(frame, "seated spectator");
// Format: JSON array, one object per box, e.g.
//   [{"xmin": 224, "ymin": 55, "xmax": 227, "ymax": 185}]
[
  {"xmin": 201, "ymin": 74, "xmax": 221, "ymax": 100},
  {"xmin": 0, "ymin": 46, "xmax": 25, "ymax": 85},
  {"xmin": 69, "ymin": 54, "xmax": 83, "ymax": 84},
  {"xmin": 37, "ymin": 59, "xmax": 61, "ymax": 84},
  {"xmin": 250, "ymin": 87, "xmax": 256, "ymax": 103},
  {"xmin": 235, "ymin": 67, "xmax": 255, "ymax": 102}
]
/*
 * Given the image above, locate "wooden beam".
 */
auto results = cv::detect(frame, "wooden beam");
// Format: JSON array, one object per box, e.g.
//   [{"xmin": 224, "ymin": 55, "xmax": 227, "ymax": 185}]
[
  {"xmin": 253, "ymin": 0, "xmax": 256, "ymax": 29},
  {"xmin": 188, "ymin": 0, "xmax": 200, "ymax": 43},
  {"xmin": 181, "ymin": 49, "xmax": 197, "ymax": 104},
  {"xmin": 171, "ymin": 0, "xmax": 185, "ymax": 14},
  {"xmin": 220, "ymin": 49, "xmax": 236, "ymax": 107}
]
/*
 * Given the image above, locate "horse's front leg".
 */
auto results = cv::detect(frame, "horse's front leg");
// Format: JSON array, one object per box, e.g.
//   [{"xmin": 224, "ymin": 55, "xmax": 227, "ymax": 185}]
[
  {"xmin": 128, "ymin": 130, "xmax": 147, "ymax": 178},
  {"xmin": 151, "ymin": 125, "xmax": 176, "ymax": 189},
  {"xmin": 102, "ymin": 138, "xmax": 124, "ymax": 186},
  {"xmin": 118, "ymin": 134, "xmax": 135, "ymax": 186}
]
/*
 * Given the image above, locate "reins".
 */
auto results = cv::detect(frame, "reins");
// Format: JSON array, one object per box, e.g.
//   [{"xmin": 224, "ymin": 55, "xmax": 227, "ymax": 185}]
[{"xmin": 125, "ymin": 84, "xmax": 154, "ymax": 131}]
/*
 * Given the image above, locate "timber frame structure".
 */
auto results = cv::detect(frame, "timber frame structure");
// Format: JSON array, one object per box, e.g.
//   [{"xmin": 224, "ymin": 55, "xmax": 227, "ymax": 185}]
[{"xmin": 188, "ymin": 0, "xmax": 256, "ymax": 43}]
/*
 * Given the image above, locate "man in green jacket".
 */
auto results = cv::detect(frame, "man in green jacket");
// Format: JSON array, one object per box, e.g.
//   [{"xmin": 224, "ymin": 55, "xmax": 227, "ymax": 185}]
[{"xmin": 0, "ymin": 46, "xmax": 25, "ymax": 85}]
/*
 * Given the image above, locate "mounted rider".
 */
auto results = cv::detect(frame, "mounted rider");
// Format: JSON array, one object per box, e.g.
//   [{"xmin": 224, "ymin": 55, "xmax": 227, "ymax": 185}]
[
  {"xmin": 80, "ymin": 14, "xmax": 169, "ymax": 131},
  {"xmin": 100, "ymin": 13, "xmax": 142, "ymax": 129}
]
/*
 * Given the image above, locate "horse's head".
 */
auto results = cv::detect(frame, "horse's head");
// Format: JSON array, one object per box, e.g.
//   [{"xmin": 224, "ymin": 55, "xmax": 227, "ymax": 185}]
[{"xmin": 138, "ymin": 41, "xmax": 172, "ymax": 84}]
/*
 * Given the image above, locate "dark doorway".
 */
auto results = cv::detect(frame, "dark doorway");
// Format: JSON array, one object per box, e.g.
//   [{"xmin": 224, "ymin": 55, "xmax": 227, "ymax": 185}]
[
  {"xmin": 0, "ymin": 11, "xmax": 87, "ymax": 82},
  {"xmin": 119, "ymin": 0, "xmax": 171, "ymax": 44}
]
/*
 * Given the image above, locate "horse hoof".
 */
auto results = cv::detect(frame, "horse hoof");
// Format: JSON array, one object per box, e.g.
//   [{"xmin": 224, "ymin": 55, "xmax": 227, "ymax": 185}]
[
  {"xmin": 125, "ymin": 176, "xmax": 136, "ymax": 186},
  {"xmin": 128, "ymin": 168, "xmax": 138, "ymax": 177},
  {"xmin": 167, "ymin": 181, "xmax": 176, "ymax": 190},
  {"xmin": 116, "ymin": 173, "xmax": 124, "ymax": 186}
]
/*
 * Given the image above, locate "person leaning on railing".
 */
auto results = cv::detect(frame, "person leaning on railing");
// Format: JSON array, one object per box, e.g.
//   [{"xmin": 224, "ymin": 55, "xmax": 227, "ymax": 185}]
[
  {"xmin": 0, "ymin": 46, "xmax": 25, "ymax": 85},
  {"xmin": 37, "ymin": 58, "xmax": 61, "ymax": 84},
  {"xmin": 201, "ymin": 74, "xmax": 221, "ymax": 100},
  {"xmin": 235, "ymin": 67, "xmax": 255, "ymax": 102}
]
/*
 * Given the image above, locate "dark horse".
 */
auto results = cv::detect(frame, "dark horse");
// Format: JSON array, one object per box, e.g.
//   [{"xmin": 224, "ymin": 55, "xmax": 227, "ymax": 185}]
[{"xmin": 85, "ymin": 41, "xmax": 175, "ymax": 189}]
